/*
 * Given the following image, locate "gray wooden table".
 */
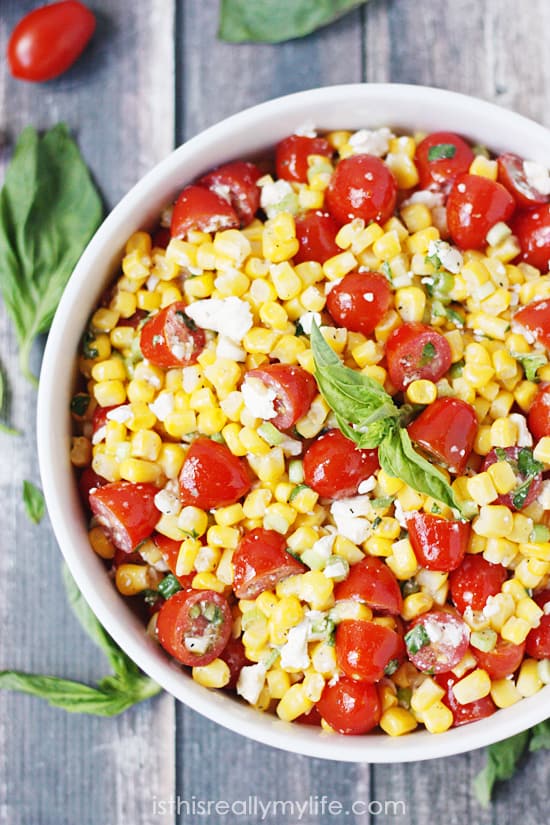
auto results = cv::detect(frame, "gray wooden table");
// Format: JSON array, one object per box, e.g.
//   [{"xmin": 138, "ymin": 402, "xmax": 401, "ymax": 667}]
[{"xmin": 1, "ymin": 2, "xmax": 549, "ymax": 823}]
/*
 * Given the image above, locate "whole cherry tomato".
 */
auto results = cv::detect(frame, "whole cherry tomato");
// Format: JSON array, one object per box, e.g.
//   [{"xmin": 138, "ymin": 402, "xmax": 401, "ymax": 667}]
[
  {"xmin": 293, "ymin": 211, "xmax": 341, "ymax": 264},
  {"xmin": 245, "ymin": 364, "xmax": 317, "ymax": 430},
  {"xmin": 336, "ymin": 620, "xmax": 405, "ymax": 682},
  {"xmin": 326, "ymin": 271, "xmax": 393, "ymax": 335},
  {"xmin": 170, "ymin": 185, "xmax": 239, "ymax": 238},
  {"xmin": 385, "ymin": 322, "xmax": 452, "ymax": 390},
  {"xmin": 481, "ymin": 446, "xmax": 542, "ymax": 511},
  {"xmin": 497, "ymin": 154, "xmax": 550, "ymax": 209},
  {"xmin": 7, "ymin": 1, "xmax": 95, "ymax": 82},
  {"xmin": 446, "ymin": 173, "xmax": 515, "ymax": 250},
  {"xmin": 179, "ymin": 438, "xmax": 251, "ymax": 510},
  {"xmin": 232, "ymin": 528, "xmax": 305, "ymax": 599},
  {"xmin": 407, "ymin": 396, "xmax": 478, "ymax": 475},
  {"xmin": 303, "ymin": 429, "xmax": 379, "ymax": 499},
  {"xmin": 415, "ymin": 132, "xmax": 474, "ymax": 192},
  {"xmin": 140, "ymin": 301, "xmax": 205, "ymax": 368},
  {"xmin": 514, "ymin": 299, "xmax": 550, "ymax": 349},
  {"xmin": 528, "ymin": 384, "xmax": 550, "ymax": 440},
  {"xmin": 275, "ymin": 135, "xmax": 332, "ymax": 183},
  {"xmin": 157, "ymin": 589, "xmax": 232, "ymax": 667},
  {"xmin": 408, "ymin": 512, "xmax": 470, "ymax": 572},
  {"xmin": 198, "ymin": 160, "xmax": 262, "ymax": 226},
  {"xmin": 449, "ymin": 555, "xmax": 507, "ymax": 614},
  {"xmin": 89, "ymin": 481, "xmax": 160, "ymax": 553},
  {"xmin": 405, "ymin": 610, "xmax": 470, "ymax": 673},
  {"xmin": 525, "ymin": 590, "xmax": 550, "ymax": 660},
  {"xmin": 316, "ymin": 676, "xmax": 381, "ymax": 735},
  {"xmin": 435, "ymin": 670, "xmax": 496, "ymax": 727},
  {"xmin": 511, "ymin": 204, "xmax": 550, "ymax": 271},
  {"xmin": 473, "ymin": 639, "xmax": 525, "ymax": 680},
  {"xmin": 326, "ymin": 155, "xmax": 397, "ymax": 226},
  {"xmin": 334, "ymin": 556, "xmax": 403, "ymax": 615}
]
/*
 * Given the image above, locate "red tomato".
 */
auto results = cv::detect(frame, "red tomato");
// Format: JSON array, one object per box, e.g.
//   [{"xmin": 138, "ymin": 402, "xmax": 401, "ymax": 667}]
[
  {"xmin": 7, "ymin": 1, "xmax": 95, "ymax": 82},
  {"xmin": 408, "ymin": 397, "xmax": 477, "ymax": 475},
  {"xmin": 219, "ymin": 637, "xmax": 251, "ymax": 690},
  {"xmin": 449, "ymin": 555, "xmax": 507, "ymax": 614},
  {"xmin": 153, "ymin": 227, "xmax": 171, "ymax": 249},
  {"xmin": 293, "ymin": 211, "xmax": 341, "ymax": 264},
  {"xmin": 157, "ymin": 589, "xmax": 232, "ymax": 667},
  {"xmin": 245, "ymin": 364, "xmax": 317, "ymax": 430},
  {"xmin": 511, "ymin": 205, "xmax": 550, "ymax": 271},
  {"xmin": 92, "ymin": 405, "xmax": 116, "ymax": 434},
  {"xmin": 406, "ymin": 610, "xmax": 470, "ymax": 673},
  {"xmin": 303, "ymin": 429, "xmax": 379, "ymax": 499},
  {"xmin": 498, "ymin": 154, "xmax": 550, "ymax": 209},
  {"xmin": 295, "ymin": 705, "xmax": 323, "ymax": 727},
  {"xmin": 326, "ymin": 272, "xmax": 393, "ymax": 335},
  {"xmin": 473, "ymin": 639, "xmax": 525, "ymax": 680},
  {"xmin": 525, "ymin": 589, "xmax": 550, "ymax": 659},
  {"xmin": 140, "ymin": 301, "xmax": 205, "ymax": 369},
  {"xmin": 326, "ymin": 155, "xmax": 397, "ymax": 226},
  {"xmin": 385, "ymin": 322, "xmax": 452, "ymax": 390},
  {"xmin": 232, "ymin": 528, "xmax": 305, "ymax": 600},
  {"xmin": 528, "ymin": 384, "xmax": 550, "ymax": 440},
  {"xmin": 334, "ymin": 557, "xmax": 403, "ymax": 615},
  {"xmin": 179, "ymin": 438, "xmax": 251, "ymax": 510},
  {"xmin": 198, "ymin": 160, "xmax": 262, "ymax": 226},
  {"xmin": 275, "ymin": 135, "xmax": 332, "ymax": 183},
  {"xmin": 336, "ymin": 620, "xmax": 405, "ymax": 683},
  {"xmin": 78, "ymin": 467, "xmax": 107, "ymax": 507},
  {"xmin": 151, "ymin": 533, "xmax": 194, "ymax": 589},
  {"xmin": 447, "ymin": 174, "xmax": 515, "ymax": 250},
  {"xmin": 514, "ymin": 300, "xmax": 550, "ymax": 350},
  {"xmin": 170, "ymin": 185, "xmax": 239, "ymax": 238},
  {"xmin": 316, "ymin": 676, "xmax": 381, "ymax": 735},
  {"xmin": 89, "ymin": 481, "xmax": 160, "ymax": 553},
  {"xmin": 415, "ymin": 132, "xmax": 475, "ymax": 192},
  {"xmin": 481, "ymin": 446, "xmax": 542, "ymax": 511},
  {"xmin": 435, "ymin": 670, "xmax": 496, "ymax": 727},
  {"xmin": 408, "ymin": 512, "xmax": 470, "ymax": 572}
]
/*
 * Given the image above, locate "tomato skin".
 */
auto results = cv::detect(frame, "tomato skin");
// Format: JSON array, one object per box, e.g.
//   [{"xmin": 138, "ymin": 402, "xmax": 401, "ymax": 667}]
[
  {"xmin": 246, "ymin": 364, "xmax": 317, "ymax": 430},
  {"xmin": 481, "ymin": 447, "xmax": 542, "ymax": 511},
  {"xmin": 151, "ymin": 533, "xmax": 195, "ymax": 589},
  {"xmin": 473, "ymin": 639, "xmax": 525, "ymax": 680},
  {"xmin": 170, "ymin": 185, "xmax": 239, "ymax": 239},
  {"xmin": 526, "ymin": 590, "xmax": 550, "ymax": 659},
  {"xmin": 157, "ymin": 589, "xmax": 232, "ymax": 667},
  {"xmin": 89, "ymin": 481, "xmax": 160, "ymax": 553},
  {"xmin": 497, "ymin": 153, "xmax": 550, "ymax": 209},
  {"xmin": 295, "ymin": 705, "xmax": 323, "ymax": 727},
  {"xmin": 78, "ymin": 467, "xmax": 107, "ymax": 508},
  {"xmin": 275, "ymin": 135, "xmax": 332, "ymax": 183},
  {"xmin": 407, "ymin": 397, "xmax": 477, "ymax": 475},
  {"xmin": 447, "ymin": 174, "xmax": 516, "ymax": 250},
  {"xmin": 334, "ymin": 557, "xmax": 403, "ymax": 615},
  {"xmin": 406, "ymin": 610, "xmax": 470, "ymax": 673},
  {"xmin": 336, "ymin": 620, "xmax": 405, "ymax": 683},
  {"xmin": 316, "ymin": 676, "xmax": 381, "ymax": 735},
  {"xmin": 514, "ymin": 300, "xmax": 550, "ymax": 350},
  {"xmin": 219, "ymin": 637, "xmax": 251, "ymax": 690},
  {"xmin": 528, "ymin": 384, "xmax": 550, "ymax": 440},
  {"xmin": 303, "ymin": 429, "xmax": 379, "ymax": 500},
  {"xmin": 415, "ymin": 132, "xmax": 475, "ymax": 192},
  {"xmin": 449, "ymin": 555, "xmax": 507, "ymax": 614},
  {"xmin": 408, "ymin": 513, "xmax": 470, "ymax": 572},
  {"xmin": 293, "ymin": 211, "xmax": 341, "ymax": 264},
  {"xmin": 511, "ymin": 204, "xmax": 550, "ymax": 271},
  {"xmin": 179, "ymin": 438, "xmax": 251, "ymax": 510},
  {"xmin": 326, "ymin": 155, "xmax": 397, "ymax": 226},
  {"xmin": 385, "ymin": 322, "xmax": 452, "ymax": 390},
  {"xmin": 140, "ymin": 301, "xmax": 205, "ymax": 368},
  {"xmin": 435, "ymin": 670, "xmax": 496, "ymax": 727},
  {"xmin": 326, "ymin": 272, "xmax": 393, "ymax": 335},
  {"xmin": 7, "ymin": 1, "xmax": 95, "ymax": 82},
  {"xmin": 198, "ymin": 160, "xmax": 262, "ymax": 226},
  {"xmin": 233, "ymin": 528, "xmax": 305, "ymax": 600}
]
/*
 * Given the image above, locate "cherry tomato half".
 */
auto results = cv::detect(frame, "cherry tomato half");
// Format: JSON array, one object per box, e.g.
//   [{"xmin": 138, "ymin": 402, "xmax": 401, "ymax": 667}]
[
  {"xmin": 303, "ymin": 429, "xmax": 379, "ymax": 499},
  {"xmin": 179, "ymin": 437, "xmax": 251, "ymax": 510},
  {"xmin": 408, "ymin": 512, "xmax": 470, "ymax": 572},
  {"xmin": 326, "ymin": 155, "xmax": 397, "ymax": 226},
  {"xmin": 514, "ymin": 300, "xmax": 550, "ymax": 350},
  {"xmin": 157, "ymin": 589, "xmax": 232, "ymax": 667},
  {"xmin": 140, "ymin": 301, "xmax": 205, "ymax": 368},
  {"xmin": 435, "ymin": 670, "xmax": 496, "ymax": 727},
  {"xmin": 497, "ymin": 154, "xmax": 550, "ymax": 209},
  {"xmin": 316, "ymin": 676, "xmax": 381, "ymax": 735},
  {"xmin": 511, "ymin": 204, "xmax": 550, "ymax": 271},
  {"xmin": 293, "ymin": 211, "xmax": 341, "ymax": 265},
  {"xmin": 151, "ymin": 533, "xmax": 195, "ymax": 589},
  {"xmin": 449, "ymin": 554, "xmax": 507, "ymax": 614},
  {"xmin": 326, "ymin": 271, "xmax": 393, "ymax": 335},
  {"xmin": 198, "ymin": 160, "xmax": 262, "ymax": 226},
  {"xmin": 92, "ymin": 404, "xmax": 116, "ymax": 435},
  {"xmin": 526, "ymin": 590, "xmax": 550, "ymax": 659},
  {"xmin": 447, "ymin": 174, "xmax": 515, "ymax": 250},
  {"xmin": 405, "ymin": 610, "xmax": 470, "ymax": 673},
  {"xmin": 275, "ymin": 135, "xmax": 332, "ymax": 183},
  {"xmin": 245, "ymin": 364, "xmax": 317, "ymax": 431},
  {"xmin": 336, "ymin": 620, "xmax": 405, "ymax": 683},
  {"xmin": 89, "ymin": 481, "xmax": 160, "ymax": 553},
  {"xmin": 407, "ymin": 397, "xmax": 478, "ymax": 475},
  {"xmin": 473, "ymin": 639, "xmax": 525, "ymax": 680},
  {"xmin": 528, "ymin": 384, "xmax": 550, "ymax": 441},
  {"xmin": 170, "ymin": 185, "xmax": 239, "ymax": 239},
  {"xmin": 481, "ymin": 446, "xmax": 542, "ymax": 511},
  {"xmin": 334, "ymin": 556, "xmax": 403, "ymax": 615},
  {"xmin": 232, "ymin": 528, "xmax": 305, "ymax": 600},
  {"xmin": 385, "ymin": 322, "xmax": 452, "ymax": 390},
  {"xmin": 415, "ymin": 132, "xmax": 475, "ymax": 192},
  {"xmin": 7, "ymin": 1, "xmax": 95, "ymax": 82}
]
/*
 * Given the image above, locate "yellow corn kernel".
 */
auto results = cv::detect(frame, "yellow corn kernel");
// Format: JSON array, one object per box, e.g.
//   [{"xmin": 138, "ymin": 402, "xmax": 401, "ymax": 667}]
[
  {"xmin": 400, "ymin": 202, "xmax": 432, "ymax": 234},
  {"xmin": 485, "ymin": 593, "xmax": 516, "ymax": 632},
  {"xmin": 405, "ymin": 226, "xmax": 439, "ymax": 256},
  {"xmin": 183, "ymin": 273, "xmax": 214, "ymax": 299},
  {"xmin": 266, "ymin": 669, "xmax": 291, "ymax": 699},
  {"xmin": 115, "ymin": 564, "xmax": 154, "ymax": 596},
  {"xmin": 451, "ymin": 668, "xmax": 491, "ymax": 705},
  {"xmin": 154, "ymin": 513, "xmax": 187, "ymax": 543},
  {"xmin": 533, "ymin": 437, "xmax": 550, "ymax": 465},
  {"xmin": 386, "ymin": 538, "xmax": 418, "ymax": 580},
  {"xmin": 290, "ymin": 486, "xmax": 319, "ymax": 514},
  {"xmin": 332, "ymin": 536, "xmax": 364, "ymax": 565},
  {"xmin": 514, "ymin": 380, "xmax": 539, "ymax": 412},
  {"xmin": 109, "ymin": 326, "xmax": 135, "ymax": 351},
  {"xmin": 490, "ymin": 417, "xmax": 518, "ymax": 448},
  {"xmin": 119, "ymin": 457, "xmax": 161, "ymax": 484},
  {"xmin": 263, "ymin": 502, "xmax": 297, "ymax": 534},
  {"xmin": 242, "ymin": 488, "xmax": 272, "ymax": 520},
  {"xmin": 192, "ymin": 658, "xmax": 230, "ymax": 689},
  {"xmin": 442, "ymin": 330, "xmax": 464, "ymax": 363},
  {"xmin": 397, "ymin": 485, "xmax": 425, "ymax": 511},
  {"xmin": 215, "ymin": 548, "xmax": 234, "ymax": 585},
  {"xmin": 402, "ymin": 592, "xmax": 434, "ymax": 621},
  {"xmin": 247, "ymin": 448, "xmax": 285, "ymax": 484},
  {"xmin": 129, "ymin": 430, "xmax": 161, "ymax": 462},
  {"xmin": 421, "ymin": 701, "xmax": 454, "ymax": 734},
  {"xmin": 484, "ymin": 537, "xmax": 517, "ymax": 566},
  {"xmin": 164, "ymin": 411, "xmax": 197, "ymax": 439},
  {"xmin": 220, "ymin": 423, "xmax": 245, "ymax": 457},
  {"xmin": 173, "ymin": 536, "xmax": 200, "ymax": 576},
  {"xmin": 510, "ymin": 513, "xmax": 535, "ymax": 544},
  {"xmin": 197, "ymin": 409, "xmax": 227, "ymax": 436},
  {"xmin": 490, "ymin": 678, "xmax": 523, "ymax": 708},
  {"xmin": 405, "ymin": 379, "xmax": 437, "ymax": 406},
  {"xmin": 466, "ymin": 473, "xmax": 498, "ymax": 506},
  {"xmin": 70, "ymin": 436, "xmax": 92, "ymax": 468},
  {"xmin": 126, "ymin": 379, "xmax": 155, "ymax": 405},
  {"xmin": 91, "ymin": 453, "xmax": 121, "ymax": 482},
  {"xmin": 207, "ymin": 525, "xmax": 240, "ymax": 550},
  {"xmin": 158, "ymin": 443, "xmax": 185, "ymax": 479},
  {"xmin": 191, "ymin": 572, "xmax": 226, "ymax": 593},
  {"xmin": 295, "ymin": 395, "xmax": 329, "ymax": 439},
  {"xmin": 329, "ymin": 600, "xmax": 372, "ymax": 624},
  {"xmin": 516, "ymin": 658, "xmax": 544, "ymax": 697},
  {"xmin": 276, "ymin": 684, "xmax": 314, "ymax": 722},
  {"xmin": 259, "ymin": 300, "xmax": 289, "ymax": 330},
  {"xmin": 469, "ymin": 155, "xmax": 498, "ymax": 180},
  {"xmin": 374, "ymin": 309, "xmax": 401, "ymax": 343},
  {"xmin": 364, "ymin": 536, "xmax": 394, "ymax": 558},
  {"xmin": 452, "ymin": 650, "xmax": 479, "ymax": 678},
  {"xmin": 379, "ymin": 706, "xmax": 418, "ymax": 737},
  {"xmin": 93, "ymin": 379, "xmax": 126, "ymax": 407},
  {"xmin": 502, "ymin": 579, "xmax": 528, "ymax": 602},
  {"xmin": 486, "ymin": 460, "xmax": 517, "ymax": 495},
  {"xmin": 373, "ymin": 229, "xmax": 402, "ymax": 261},
  {"xmin": 263, "ymin": 215, "xmax": 300, "ymax": 263},
  {"xmin": 298, "ymin": 570, "xmax": 334, "ymax": 611},
  {"xmin": 500, "ymin": 616, "xmax": 531, "ymax": 645},
  {"xmin": 88, "ymin": 526, "xmax": 115, "ymax": 559},
  {"xmin": 462, "ymin": 362, "xmax": 495, "ymax": 389},
  {"xmin": 411, "ymin": 678, "xmax": 445, "ymax": 713},
  {"xmin": 242, "ymin": 327, "xmax": 278, "ymax": 355},
  {"xmin": 473, "ymin": 505, "xmax": 513, "ymax": 538},
  {"xmin": 377, "ymin": 469, "xmax": 404, "ymax": 496},
  {"xmin": 213, "ymin": 504, "xmax": 244, "ymax": 528},
  {"xmin": 310, "ymin": 640, "xmax": 338, "ymax": 678},
  {"xmin": 110, "ymin": 290, "xmax": 137, "ymax": 318},
  {"xmin": 394, "ymin": 286, "xmax": 425, "ymax": 325},
  {"xmin": 393, "ymin": 662, "xmax": 419, "ymax": 688},
  {"xmin": 514, "ymin": 558, "xmax": 549, "ymax": 589},
  {"xmin": 322, "ymin": 250, "xmax": 357, "ymax": 281},
  {"xmin": 177, "ymin": 506, "xmax": 208, "ymax": 538}
]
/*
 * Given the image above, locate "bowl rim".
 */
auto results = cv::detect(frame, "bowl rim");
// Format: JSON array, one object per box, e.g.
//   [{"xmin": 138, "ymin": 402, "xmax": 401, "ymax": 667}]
[{"xmin": 37, "ymin": 82, "xmax": 550, "ymax": 763}]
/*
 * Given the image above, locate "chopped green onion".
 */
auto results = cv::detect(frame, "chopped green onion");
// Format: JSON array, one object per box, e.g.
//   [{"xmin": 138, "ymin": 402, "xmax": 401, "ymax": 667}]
[
  {"xmin": 241, "ymin": 608, "xmax": 264, "ymax": 630},
  {"xmin": 289, "ymin": 483, "xmax": 311, "ymax": 502},
  {"xmin": 531, "ymin": 524, "xmax": 550, "ymax": 543},
  {"xmin": 384, "ymin": 658, "xmax": 400, "ymax": 676},
  {"xmin": 157, "ymin": 574, "xmax": 182, "ymax": 600},
  {"xmin": 470, "ymin": 628, "xmax": 498, "ymax": 653},
  {"xmin": 70, "ymin": 393, "xmax": 91, "ymax": 417},
  {"xmin": 261, "ymin": 648, "xmax": 281, "ymax": 669},
  {"xmin": 257, "ymin": 421, "xmax": 284, "ymax": 445},
  {"xmin": 396, "ymin": 686, "xmax": 412, "ymax": 708},
  {"xmin": 428, "ymin": 143, "xmax": 457, "ymax": 161},
  {"xmin": 288, "ymin": 459, "xmax": 305, "ymax": 484}
]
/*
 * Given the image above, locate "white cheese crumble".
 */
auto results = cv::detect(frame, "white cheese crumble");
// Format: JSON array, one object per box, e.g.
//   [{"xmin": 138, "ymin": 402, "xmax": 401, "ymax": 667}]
[
  {"xmin": 323, "ymin": 558, "xmax": 348, "ymax": 580},
  {"xmin": 509, "ymin": 413, "xmax": 533, "ymax": 447},
  {"xmin": 280, "ymin": 435, "xmax": 304, "ymax": 457},
  {"xmin": 260, "ymin": 178, "xmax": 295, "ymax": 218},
  {"xmin": 523, "ymin": 160, "xmax": 550, "ymax": 196},
  {"xmin": 237, "ymin": 662, "xmax": 267, "ymax": 705},
  {"xmin": 348, "ymin": 127, "xmax": 393, "ymax": 157},
  {"xmin": 280, "ymin": 620, "xmax": 311, "ymax": 670},
  {"xmin": 325, "ymin": 278, "xmax": 343, "ymax": 295},
  {"xmin": 154, "ymin": 488, "xmax": 181, "ymax": 516},
  {"xmin": 106, "ymin": 405, "xmax": 133, "ymax": 424},
  {"xmin": 537, "ymin": 480, "xmax": 550, "ymax": 510},
  {"xmin": 330, "ymin": 496, "xmax": 372, "ymax": 544},
  {"xmin": 511, "ymin": 320, "xmax": 536, "ymax": 345},
  {"xmin": 148, "ymin": 391, "xmax": 174, "ymax": 422},
  {"xmin": 216, "ymin": 334, "xmax": 246, "ymax": 362},
  {"xmin": 182, "ymin": 367, "xmax": 201, "ymax": 394},
  {"xmin": 241, "ymin": 376, "xmax": 277, "ymax": 420},
  {"xmin": 402, "ymin": 190, "xmax": 445, "ymax": 209},
  {"xmin": 184, "ymin": 297, "xmax": 253, "ymax": 343},
  {"xmin": 92, "ymin": 425, "xmax": 106, "ymax": 445},
  {"xmin": 357, "ymin": 476, "xmax": 376, "ymax": 495},
  {"xmin": 427, "ymin": 239, "xmax": 463, "ymax": 274},
  {"xmin": 185, "ymin": 636, "xmax": 211, "ymax": 655},
  {"xmin": 393, "ymin": 499, "xmax": 409, "ymax": 528},
  {"xmin": 294, "ymin": 121, "xmax": 317, "ymax": 138},
  {"xmin": 298, "ymin": 311, "xmax": 322, "ymax": 335}
]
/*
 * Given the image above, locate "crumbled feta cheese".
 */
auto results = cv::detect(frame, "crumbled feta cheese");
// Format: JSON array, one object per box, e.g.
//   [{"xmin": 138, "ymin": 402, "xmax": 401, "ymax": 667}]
[
  {"xmin": 511, "ymin": 320, "xmax": 537, "ymax": 345},
  {"xmin": 393, "ymin": 499, "xmax": 409, "ymax": 528},
  {"xmin": 294, "ymin": 121, "xmax": 317, "ymax": 138},
  {"xmin": 509, "ymin": 413, "xmax": 533, "ymax": 447},
  {"xmin": 331, "ymin": 496, "xmax": 372, "ymax": 543},
  {"xmin": 312, "ymin": 534, "xmax": 335, "ymax": 563},
  {"xmin": 423, "ymin": 617, "xmax": 443, "ymax": 643},
  {"xmin": 185, "ymin": 297, "xmax": 253, "ymax": 343},
  {"xmin": 402, "ymin": 190, "xmax": 445, "ymax": 209},
  {"xmin": 241, "ymin": 377, "xmax": 277, "ymax": 420},
  {"xmin": 392, "ymin": 271, "xmax": 414, "ymax": 288},
  {"xmin": 280, "ymin": 435, "xmax": 303, "ymax": 457},
  {"xmin": 106, "ymin": 405, "xmax": 133, "ymax": 424},
  {"xmin": 280, "ymin": 620, "xmax": 311, "ymax": 670},
  {"xmin": 154, "ymin": 488, "xmax": 181, "ymax": 517},
  {"xmin": 482, "ymin": 596, "xmax": 501, "ymax": 619},
  {"xmin": 182, "ymin": 367, "xmax": 200, "ymax": 394},
  {"xmin": 523, "ymin": 160, "xmax": 550, "ymax": 196},
  {"xmin": 325, "ymin": 278, "xmax": 343, "ymax": 295},
  {"xmin": 427, "ymin": 239, "xmax": 463, "ymax": 274},
  {"xmin": 184, "ymin": 636, "xmax": 211, "ymax": 655},
  {"xmin": 323, "ymin": 558, "xmax": 348, "ymax": 580},
  {"xmin": 237, "ymin": 662, "xmax": 267, "ymax": 705},
  {"xmin": 357, "ymin": 476, "xmax": 376, "ymax": 494},
  {"xmin": 260, "ymin": 179, "xmax": 295, "ymax": 218},
  {"xmin": 544, "ymin": 603, "xmax": 550, "ymax": 616},
  {"xmin": 348, "ymin": 128, "xmax": 393, "ymax": 157},
  {"xmin": 298, "ymin": 311, "xmax": 322, "ymax": 334},
  {"xmin": 148, "ymin": 391, "xmax": 174, "ymax": 422},
  {"xmin": 537, "ymin": 480, "xmax": 550, "ymax": 510},
  {"xmin": 216, "ymin": 334, "xmax": 246, "ymax": 362},
  {"xmin": 92, "ymin": 425, "xmax": 106, "ymax": 445}
]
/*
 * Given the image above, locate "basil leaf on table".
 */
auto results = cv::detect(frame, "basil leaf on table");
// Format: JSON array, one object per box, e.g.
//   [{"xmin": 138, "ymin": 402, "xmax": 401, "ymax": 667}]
[
  {"xmin": 0, "ymin": 366, "xmax": 18, "ymax": 435},
  {"xmin": 474, "ymin": 731, "xmax": 530, "ymax": 806},
  {"xmin": 529, "ymin": 720, "xmax": 550, "ymax": 752},
  {"xmin": 0, "ymin": 124, "xmax": 103, "ymax": 385},
  {"xmin": 22, "ymin": 480, "xmax": 45, "ymax": 524},
  {"xmin": 219, "ymin": 0, "xmax": 370, "ymax": 43}
]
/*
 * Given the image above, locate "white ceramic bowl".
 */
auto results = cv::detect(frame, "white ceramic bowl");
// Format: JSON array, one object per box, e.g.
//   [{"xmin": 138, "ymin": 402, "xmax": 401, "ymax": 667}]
[{"xmin": 37, "ymin": 84, "xmax": 550, "ymax": 762}]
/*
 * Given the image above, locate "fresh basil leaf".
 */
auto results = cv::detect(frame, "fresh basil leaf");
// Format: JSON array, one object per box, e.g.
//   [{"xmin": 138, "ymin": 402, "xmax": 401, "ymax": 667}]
[
  {"xmin": 529, "ymin": 720, "xmax": 550, "ymax": 752},
  {"xmin": 427, "ymin": 143, "xmax": 457, "ymax": 161},
  {"xmin": 419, "ymin": 341, "xmax": 436, "ymax": 366},
  {"xmin": 0, "ymin": 124, "xmax": 103, "ymax": 385},
  {"xmin": 70, "ymin": 393, "xmax": 91, "ymax": 418},
  {"xmin": 219, "ymin": 0, "xmax": 370, "ymax": 43},
  {"xmin": 384, "ymin": 658, "xmax": 400, "ymax": 676},
  {"xmin": 404, "ymin": 624, "xmax": 430, "ymax": 655},
  {"xmin": 517, "ymin": 447, "xmax": 543, "ymax": 478},
  {"xmin": 22, "ymin": 480, "xmax": 45, "ymax": 525},
  {"xmin": 512, "ymin": 478, "xmax": 534, "ymax": 510},
  {"xmin": 513, "ymin": 352, "xmax": 547, "ymax": 382},
  {"xmin": 0, "ymin": 366, "xmax": 18, "ymax": 435},
  {"xmin": 474, "ymin": 731, "xmax": 530, "ymax": 806}
]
